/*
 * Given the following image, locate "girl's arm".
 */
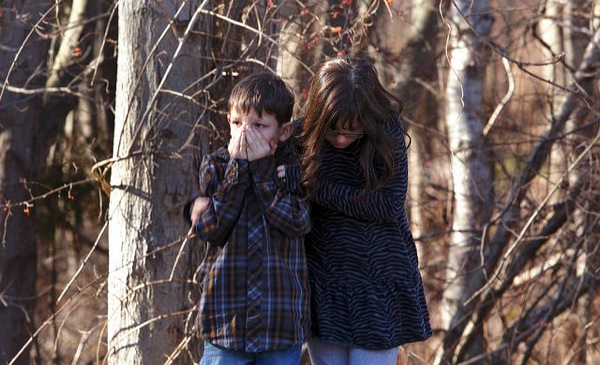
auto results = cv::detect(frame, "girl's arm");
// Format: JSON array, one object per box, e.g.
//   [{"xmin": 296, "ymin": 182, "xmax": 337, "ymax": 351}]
[
  {"xmin": 250, "ymin": 156, "xmax": 311, "ymax": 237},
  {"xmin": 314, "ymin": 121, "xmax": 408, "ymax": 223},
  {"xmin": 194, "ymin": 153, "xmax": 251, "ymax": 246}
]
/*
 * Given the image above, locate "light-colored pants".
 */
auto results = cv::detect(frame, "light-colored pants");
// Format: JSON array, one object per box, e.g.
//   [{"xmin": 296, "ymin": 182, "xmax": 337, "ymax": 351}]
[
  {"xmin": 307, "ymin": 339, "xmax": 399, "ymax": 365},
  {"xmin": 199, "ymin": 341, "xmax": 302, "ymax": 365}
]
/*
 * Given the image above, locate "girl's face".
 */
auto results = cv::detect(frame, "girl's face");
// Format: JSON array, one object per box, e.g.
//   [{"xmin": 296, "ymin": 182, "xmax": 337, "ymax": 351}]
[{"xmin": 325, "ymin": 120, "xmax": 365, "ymax": 149}]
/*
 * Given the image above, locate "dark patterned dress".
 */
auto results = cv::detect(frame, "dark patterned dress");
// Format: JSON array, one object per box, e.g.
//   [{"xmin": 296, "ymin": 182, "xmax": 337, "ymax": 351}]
[{"xmin": 305, "ymin": 118, "xmax": 432, "ymax": 349}]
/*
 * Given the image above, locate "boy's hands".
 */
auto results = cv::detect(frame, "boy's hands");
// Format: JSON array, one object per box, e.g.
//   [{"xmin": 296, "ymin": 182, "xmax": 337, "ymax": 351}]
[
  {"xmin": 191, "ymin": 197, "xmax": 211, "ymax": 225},
  {"xmin": 245, "ymin": 127, "xmax": 276, "ymax": 161},
  {"xmin": 228, "ymin": 128, "xmax": 247, "ymax": 159},
  {"xmin": 228, "ymin": 127, "xmax": 276, "ymax": 161}
]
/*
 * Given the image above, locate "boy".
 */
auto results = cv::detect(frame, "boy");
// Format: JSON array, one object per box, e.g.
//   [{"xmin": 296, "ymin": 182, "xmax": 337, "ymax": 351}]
[{"xmin": 184, "ymin": 71, "xmax": 310, "ymax": 365}]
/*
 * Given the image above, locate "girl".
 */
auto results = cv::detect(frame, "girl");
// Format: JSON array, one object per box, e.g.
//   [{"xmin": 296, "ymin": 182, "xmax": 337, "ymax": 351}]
[{"xmin": 301, "ymin": 57, "xmax": 432, "ymax": 365}]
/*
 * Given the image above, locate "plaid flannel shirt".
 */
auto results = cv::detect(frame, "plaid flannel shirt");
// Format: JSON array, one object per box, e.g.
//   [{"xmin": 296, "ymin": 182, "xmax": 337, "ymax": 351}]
[{"xmin": 193, "ymin": 145, "xmax": 311, "ymax": 352}]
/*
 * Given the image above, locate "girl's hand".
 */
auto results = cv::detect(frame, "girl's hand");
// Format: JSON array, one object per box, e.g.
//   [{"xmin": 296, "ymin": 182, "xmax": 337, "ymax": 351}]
[
  {"xmin": 277, "ymin": 165, "xmax": 286, "ymax": 179},
  {"xmin": 245, "ymin": 127, "xmax": 276, "ymax": 161},
  {"xmin": 191, "ymin": 197, "xmax": 210, "ymax": 225}
]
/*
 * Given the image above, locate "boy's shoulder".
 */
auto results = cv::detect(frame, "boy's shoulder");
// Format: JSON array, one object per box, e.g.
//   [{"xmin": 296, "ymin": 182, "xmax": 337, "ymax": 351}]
[{"xmin": 203, "ymin": 145, "xmax": 231, "ymax": 164}]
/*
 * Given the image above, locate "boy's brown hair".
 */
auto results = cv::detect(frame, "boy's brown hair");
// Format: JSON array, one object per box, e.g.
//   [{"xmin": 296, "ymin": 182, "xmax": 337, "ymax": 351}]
[{"xmin": 228, "ymin": 72, "xmax": 294, "ymax": 126}]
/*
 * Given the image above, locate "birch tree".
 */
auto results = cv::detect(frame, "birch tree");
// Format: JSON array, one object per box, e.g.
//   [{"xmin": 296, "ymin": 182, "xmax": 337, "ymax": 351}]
[
  {"xmin": 437, "ymin": 1, "xmax": 494, "ymax": 363},
  {"xmin": 540, "ymin": 2, "xmax": 597, "ymax": 362}
]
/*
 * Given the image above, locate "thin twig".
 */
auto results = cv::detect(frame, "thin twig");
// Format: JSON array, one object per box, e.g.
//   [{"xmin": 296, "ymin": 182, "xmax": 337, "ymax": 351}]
[
  {"xmin": 483, "ymin": 56, "xmax": 515, "ymax": 136},
  {"xmin": 169, "ymin": 227, "xmax": 195, "ymax": 281},
  {"xmin": 57, "ymin": 221, "xmax": 108, "ymax": 302},
  {"xmin": 163, "ymin": 335, "xmax": 192, "ymax": 365},
  {"xmin": 0, "ymin": 3, "xmax": 60, "ymax": 102}
]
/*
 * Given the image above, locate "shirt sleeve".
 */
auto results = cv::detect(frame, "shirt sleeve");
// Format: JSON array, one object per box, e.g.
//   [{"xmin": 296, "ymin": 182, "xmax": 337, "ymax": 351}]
[
  {"xmin": 194, "ymin": 154, "xmax": 251, "ymax": 246},
  {"xmin": 249, "ymin": 155, "xmax": 311, "ymax": 237},
  {"xmin": 313, "ymin": 120, "xmax": 408, "ymax": 223}
]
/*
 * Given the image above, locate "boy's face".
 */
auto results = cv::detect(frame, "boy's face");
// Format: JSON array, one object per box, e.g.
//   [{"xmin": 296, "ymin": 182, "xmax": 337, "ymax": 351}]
[{"xmin": 228, "ymin": 107, "xmax": 292, "ymax": 146}]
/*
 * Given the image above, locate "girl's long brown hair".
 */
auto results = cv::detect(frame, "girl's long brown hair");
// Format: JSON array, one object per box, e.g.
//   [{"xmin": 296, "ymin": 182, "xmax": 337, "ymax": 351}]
[{"xmin": 301, "ymin": 56, "xmax": 406, "ymax": 194}]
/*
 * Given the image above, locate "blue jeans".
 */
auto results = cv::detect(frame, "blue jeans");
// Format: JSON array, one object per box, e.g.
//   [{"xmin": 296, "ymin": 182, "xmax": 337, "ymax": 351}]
[
  {"xmin": 199, "ymin": 341, "xmax": 302, "ymax": 365},
  {"xmin": 307, "ymin": 339, "xmax": 399, "ymax": 365}
]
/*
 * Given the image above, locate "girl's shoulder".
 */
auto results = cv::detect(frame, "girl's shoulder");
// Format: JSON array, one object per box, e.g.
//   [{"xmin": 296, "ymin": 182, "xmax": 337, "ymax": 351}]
[
  {"xmin": 384, "ymin": 114, "xmax": 410, "ymax": 151},
  {"xmin": 385, "ymin": 113, "xmax": 404, "ymax": 134},
  {"xmin": 381, "ymin": 114, "xmax": 405, "ymax": 144}
]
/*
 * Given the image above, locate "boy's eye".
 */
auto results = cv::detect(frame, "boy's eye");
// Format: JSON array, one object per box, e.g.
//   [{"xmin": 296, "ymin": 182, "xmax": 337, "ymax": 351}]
[
  {"xmin": 230, "ymin": 120, "xmax": 241, "ymax": 126},
  {"xmin": 255, "ymin": 123, "xmax": 265, "ymax": 128}
]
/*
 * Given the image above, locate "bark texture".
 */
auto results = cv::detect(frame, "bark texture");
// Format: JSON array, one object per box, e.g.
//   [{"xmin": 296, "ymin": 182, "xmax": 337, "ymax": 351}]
[{"xmin": 107, "ymin": 1, "xmax": 210, "ymax": 363}]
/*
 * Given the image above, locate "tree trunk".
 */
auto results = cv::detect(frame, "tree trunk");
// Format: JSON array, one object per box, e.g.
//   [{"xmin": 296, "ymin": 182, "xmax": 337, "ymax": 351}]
[
  {"xmin": 277, "ymin": 0, "xmax": 324, "ymax": 102},
  {"xmin": 541, "ymin": 1, "xmax": 571, "ymax": 204},
  {"xmin": 0, "ymin": 1, "xmax": 52, "ymax": 364},
  {"xmin": 561, "ymin": 3, "xmax": 596, "ymax": 363},
  {"xmin": 395, "ymin": 0, "xmax": 442, "ymax": 244},
  {"xmin": 107, "ymin": 1, "xmax": 210, "ymax": 363},
  {"xmin": 437, "ymin": 1, "xmax": 494, "ymax": 364},
  {"xmin": 381, "ymin": 0, "xmax": 444, "ymax": 259},
  {"xmin": 40, "ymin": 0, "xmax": 100, "ymax": 161}
]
